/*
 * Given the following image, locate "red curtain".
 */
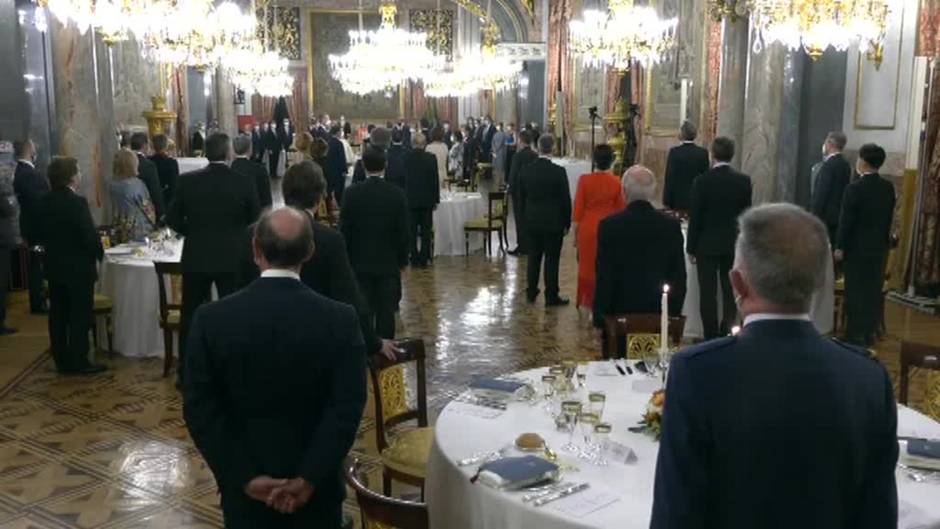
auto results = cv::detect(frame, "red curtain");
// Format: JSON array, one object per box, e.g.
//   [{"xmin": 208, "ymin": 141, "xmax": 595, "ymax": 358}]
[
  {"xmin": 172, "ymin": 66, "xmax": 189, "ymax": 155},
  {"xmin": 919, "ymin": 0, "xmax": 940, "ymax": 57}
]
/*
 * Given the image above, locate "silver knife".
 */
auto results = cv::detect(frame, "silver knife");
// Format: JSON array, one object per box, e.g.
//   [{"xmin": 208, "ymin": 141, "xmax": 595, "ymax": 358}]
[
  {"xmin": 533, "ymin": 482, "xmax": 590, "ymax": 507},
  {"xmin": 522, "ymin": 481, "xmax": 574, "ymax": 502}
]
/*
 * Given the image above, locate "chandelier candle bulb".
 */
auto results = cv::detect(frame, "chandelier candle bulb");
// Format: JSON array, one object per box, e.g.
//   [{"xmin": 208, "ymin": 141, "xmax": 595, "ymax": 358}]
[{"xmin": 661, "ymin": 284, "xmax": 669, "ymax": 357}]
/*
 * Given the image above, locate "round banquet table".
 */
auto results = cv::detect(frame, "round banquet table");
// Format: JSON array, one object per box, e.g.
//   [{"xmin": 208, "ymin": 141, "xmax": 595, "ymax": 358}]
[
  {"xmin": 434, "ymin": 192, "xmax": 487, "ymax": 256},
  {"xmin": 97, "ymin": 240, "xmax": 185, "ymax": 358},
  {"xmin": 550, "ymin": 158, "xmax": 592, "ymax": 205},
  {"xmin": 426, "ymin": 364, "xmax": 940, "ymax": 529}
]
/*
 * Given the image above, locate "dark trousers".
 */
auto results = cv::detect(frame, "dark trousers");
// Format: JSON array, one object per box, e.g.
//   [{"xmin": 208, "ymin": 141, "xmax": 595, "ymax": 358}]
[
  {"xmin": 47, "ymin": 279, "xmax": 94, "ymax": 371},
  {"xmin": 527, "ymin": 230, "xmax": 563, "ymax": 300},
  {"xmin": 356, "ymin": 272, "xmax": 398, "ymax": 339},
  {"xmin": 511, "ymin": 193, "xmax": 526, "ymax": 252},
  {"xmin": 0, "ymin": 246, "xmax": 11, "ymax": 325},
  {"xmin": 409, "ymin": 207, "xmax": 433, "ymax": 266},
  {"xmin": 179, "ymin": 272, "xmax": 242, "ymax": 382},
  {"xmin": 697, "ymin": 254, "xmax": 736, "ymax": 340},
  {"xmin": 26, "ymin": 245, "xmax": 45, "ymax": 312},
  {"xmin": 330, "ymin": 176, "xmax": 346, "ymax": 207},
  {"xmin": 268, "ymin": 149, "xmax": 280, "ymax": 178},
  {"xmin": 844, "ymin": 254, "xmax": 886, "ymax": 345},
  {"xmin": 221, "ymin": 492, "xmax": 342, "ymax": 529}
]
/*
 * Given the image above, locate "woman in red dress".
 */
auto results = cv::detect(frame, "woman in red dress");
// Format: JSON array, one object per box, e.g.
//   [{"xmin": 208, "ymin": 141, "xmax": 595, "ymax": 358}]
[{"xmin": 572, "ymin": 144, "xmax": 626, "ymax": 310}]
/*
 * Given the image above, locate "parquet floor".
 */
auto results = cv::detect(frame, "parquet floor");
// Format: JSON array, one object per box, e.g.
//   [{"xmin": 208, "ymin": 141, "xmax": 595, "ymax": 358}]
[{"xmin": 0, "ymin": 239, "xmax": 936, "ymax": 528}]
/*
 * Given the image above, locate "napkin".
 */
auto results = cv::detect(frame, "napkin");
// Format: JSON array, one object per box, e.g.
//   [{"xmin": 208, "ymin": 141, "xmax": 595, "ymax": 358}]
[{"xmin": 900, "ymin": 439, "xmax": 940, "ymax": 471}]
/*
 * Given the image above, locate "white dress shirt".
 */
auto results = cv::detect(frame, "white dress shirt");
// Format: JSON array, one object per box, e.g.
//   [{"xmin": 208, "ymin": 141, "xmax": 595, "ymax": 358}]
[
  {"xmin": 260, "ymin": 269, "xmax": 300, "ymax": 281},
  {"xmin": 743, "ymin": 313, "xmax": 812, "ymax": 327}
]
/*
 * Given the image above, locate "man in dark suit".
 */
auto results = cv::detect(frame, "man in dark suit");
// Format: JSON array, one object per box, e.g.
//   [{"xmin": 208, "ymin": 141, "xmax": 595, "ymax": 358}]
[
  {"xmin": 507, "ymin": 130, "xmax": 538, "ymax": 256},
  {"xmin": 149, "ymin": 133, "xmax": 179, "ymax": 206},
  {"xmin": 130, "ymin": 132, "xmax": 166, "ymax": 223},
  {"xmin": 279, "ymin": 119, "xmax": 294, "ymax": 154},
  {"xmin": 652, "ymin": 203, "xmax": 898, "ymax": 529},
  {"xmin": 352, "ymin": 127, "xmax": 390, "ymax": 184},
  {"xmin": 264, "ymin": 121, "xmax": 281, "ymax": 178},
  {"xmin": 325, "ymin": 125, "xmax": 348, "ymax": 206},
  {"xmin": 38, "ymin": 157, "xmax": 106, "ymax": 374},
  {"xmin": 0, "ymin": 170, "xmax": 17, "ymax": 334},
  {"xmin": 662, "ymin": 120, "xmax": 709, "ymax": 213},
  {"xmin": 340, "ymin": 146, "xmax": 409, "ymax": 339},
  {"xmin": 167, "ymin": 133, "xmax": 261, "ymax": 385},
  {"xmin": 480, "ymin": 116, "xmax": 496, "ymax": 164},
  {"xmin": 13, "ymin": 139, "xmax": 49, "ymax": 314},
  {"xmin": 835, "ymin": 143, "xmax": 896, "ymax": 347},
  {"xmin": 384, "ymin": 128, "xmax": 409, "ymax": 189},
  {"xmin": 688, "ymin": 136, "xmax": 752, "ymax": 339},
  {"xmin": 190, "ymin": 123, "xmax": 205, "ymax": 155},
  {"xmin": 232, "ymin": 134, "xmax": 272, "ymax": 210},
  {"xmin": 250, "ymin": 123, "xmax": 264, "ymax": 163},
  {"xmin": 518, "ymin": 134, "xmax": 571, "ymax": 306},
  {"xmin": 593, "ymin": 166, "xmax": 686, "ymax": 357},
  {"xmin": 184, "ymin": 207, "xmax": 366, "ymax": 529},
  {"xmin": 404, "ymin": 132, "xmax": 440, "ymax": 267},
  {"xmin": 812, "ymin": 131, "xmax": 852, "ymax": 245}
]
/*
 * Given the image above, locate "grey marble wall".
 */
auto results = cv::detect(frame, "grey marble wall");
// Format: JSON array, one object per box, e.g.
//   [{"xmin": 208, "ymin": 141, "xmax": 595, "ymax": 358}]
[
  {"xmin": 795, "ymin": 51, "xmax": 847, "ymax": 207},
  {"xmin": 716, "ymin": 17, "xmax": 748, "ymax": 167},
  {"xmin": 0, "ymin": 0, "xmax": 27, "ymax": 139},
  {"xmin": 49, "ymin": 17, "xmax": 116, "ymax": 223},
  {"xmin": 110, "ymin": 37, "xmax": 162, "ymax": 130}
]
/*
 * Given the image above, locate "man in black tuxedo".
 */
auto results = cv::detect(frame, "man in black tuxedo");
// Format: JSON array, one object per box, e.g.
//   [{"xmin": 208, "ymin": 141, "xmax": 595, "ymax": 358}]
[
  {"xmin": 130, "ymin": 133, "xmax": 166, "ymax": 223},
  {"xmin": 340, "ymin": 146, "xmax": 409, "ymax": 339},
  {"xmin": 507, "ymin": 130, "xmax": 538, "ymax": 256},
  {"xmin": 13, "ymin": 139, "xmax": 49, "ymax": 314},
  {"xmin": 835, "ymin": 143, "xmax": 896, "ymax": 347},
  {"xmin": 167, "ymin": 133, "xmax": 261, "ymax": 385},
  {"xmin": 184, "ymin": 207, "xmax": 366, "ymax": 529},
  {"xmin": 352, "ymin": 127, "xmax": 390, "ymax": 184},
  {"xmin": 384, "ymin": 128, "xmax": 409, "ymax": 189},
  {"xmin": 480, "ymin": 116, "xmax": 496, "ymax": 163},
  {"xmin": 518, "ymin": 134, "xmax": 571, "ymax": 306},
  {"xmin": 812, "ymin": 131, "xmax": 852, "ymax": 245},
  {"xmin": 38, "ymin": 157, "xmax": 106, "ymax": 375},
  {"xmin": 251, "ymin": 123, "xmax": 264, "ymax": 163},
  {"xmin": 404, "ymin": 133, "xmax": 440, "ymax": 267},
  {"xmin": 279, "ymin": 119, "xmax": 294, "ymax": 154},
  {"xmin": 191, "ymin": 123, "xmax": 205, "ymax": 155},
  {"xmin": 662, "ymin": 121, "xmax": 709, "ymax": 213},
  {"xmin": 325, "ymin": 125, "xmax": 348, "ymax": 205},
  {"xmin": 593, "ymin": 166, "xmax": 686, "ymax": 358},
  {"xmin": 149, "ymin": 134, "xmax": 179, "ymax": 207},
  {"xmin": 232, "ymin": 134, "xmax": 272, "ymax": 210},
  {"xmin": 687, "ymin": 136, "xmax": 752, "ymax": 339},
  {"xmin": 652, "ymin": 204, "xmax": 898, "ymax": 529},
  {"xmin": 264, "ymin": 121, "xmax": 281, "ymax": 178}
]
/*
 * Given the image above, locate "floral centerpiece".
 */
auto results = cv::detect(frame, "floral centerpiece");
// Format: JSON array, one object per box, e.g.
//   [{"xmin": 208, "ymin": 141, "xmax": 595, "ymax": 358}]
[{"xmin": 634, "ymin": 389, "xmax": 665, "ymax": 440}]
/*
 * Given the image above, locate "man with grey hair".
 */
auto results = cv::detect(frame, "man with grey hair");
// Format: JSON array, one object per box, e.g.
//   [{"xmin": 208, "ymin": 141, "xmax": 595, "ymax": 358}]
[
  {"xmin": 518, "ymin": 134, "xmax": 571, "ymax": 305},
  {"xmin": 232, "ymin": 134, "xmax": 272, "ymax": 209},
  {"xmin": 593, "ymin": 165, "xmax": 686, "ymax": 357},
  {"xmin": 811, "ymin": 130, "xmax": 851, "ymax": 245},
  {"xmin": 652, "ymin": 203, "xmax": 898, "ymax": 529},
  {"xmin": 663, "ymin": 120, "xmax": 709, "ymax": 213},
  {"xmin": 352, "ymin": 126, "xmax": 391, "ymax": 184}
]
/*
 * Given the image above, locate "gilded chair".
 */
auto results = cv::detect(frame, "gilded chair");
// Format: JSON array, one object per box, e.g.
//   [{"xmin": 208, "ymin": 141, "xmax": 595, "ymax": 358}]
[
  {"xmin": 603, "ymin": 314, "xmax": 686, "ymax": 360},
  {"xmin": 345, "ymin": 457, "xmax": 428, "ymax": 529},
  {"xmin": 899, "ymin": 341, "xmax": 940, "ymax": 422},
  {"xmin": 370, "ymin": 338, "xmax": 432, "ymax": 497},
  {"xmin": 92, "ymin": 294, "xmax": 114, "ymax": 354},
  {"xmin": 154, "ymin": 261, "xmax": 183, "ymax": 377},
  {"xmin": 463, "ymin": 192, "xmax": 508, "ymax": 256}
]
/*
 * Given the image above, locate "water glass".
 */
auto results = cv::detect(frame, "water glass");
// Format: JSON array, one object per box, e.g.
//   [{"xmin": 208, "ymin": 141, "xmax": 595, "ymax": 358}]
[
  {"xmin": 577, "ymin": 412, "xmax": 599, "ymax": 448},
  {"xmin": 560, "ymin": 400, "xmax": 582, "ymax": 451},
  {"xmin": 587, "ymin": 391, "xmax": 606, "ymax": 420}
]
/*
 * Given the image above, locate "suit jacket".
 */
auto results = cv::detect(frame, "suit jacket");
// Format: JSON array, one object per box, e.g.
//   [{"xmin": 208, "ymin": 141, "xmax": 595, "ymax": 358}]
[
  {"xmin": 592, "ymin": 200, "xmax": 686, "ymax": 327},
  {"xmin": 508, "ymin": 146, "xmax": 538, "ymax": 196},
  {"xmin": 149, "ymin": 153, "xmax": 180, "ymax": 205},
  {"xmin": 518, "ymin": 157, "xmax": 572, "ymax": 234},
  {"xmin": 13, "ymin": 161, "xmax": 49, "ymax": 243},
  {"xmin": 0, "ymin": 180, "xmax": 16, "ymax": 248},
  {"xmin": 385, "ymin": 144, "xmax": 408, "ymax": 188},
  {"xmin": 251, "ymin": 129, "xmax": 263, "ymax": 156},
  {"xmin": 836, "ymin": 173, "xmax": 896, "ymax": 258},
  {"xmin": 167, "ymin": 163, "xmax": 261, "ymax": 274},
  {"xmin": 263, "ymin": 129, "xmax": 280, "ymax": 152},
  {"xmin": 404, "ymin": 150, "xmax": 440, "ymax": 209},
  {"xmin": 812, "ymin": 153, "xmax": 852, "ymax": 230},
  {"xmin": 663, "ymin": 142, "xmax": 709, "ymax": 212},
  {"xmin": 651, "ymin": 319, "xmax": 898, "ymax": 529},
  {"xmin": 325, "ymin": 136, "xmax": 348, "ymax": 188},
  {"xmin": 481, "ymin": 125, "xmax": 496, "ymax": 160},
  {"xmin": 278, "ymin": 125, "xmax": 293, "ymax": 151},
  {"xmin": 340, "ymin": 176, "xmax": 409, "ymax": 276},
  {"xmin": 191, "ymin": 131, "xmax": 205, "ymax": 152},
  {"xmin": 231, "ymin": 158, "xmax": 272, "ymax": 210},
  {"xmin": 38, "ymin": 188, "xmax": 103, "ymax": 284},
  {"xmin": 351, "ymin": 159, "xmax": 367, "ymax": 184},
  {"xmin": 183, "ymin": 277, "xmax": 366, "ymax": 510},
  {"xmin": 136, "ymin": 153, "xmax": 166, "ymax": 222},
  {"xmin": 687, "ymin": 165, "xmax": 752, "ymax": 257}
]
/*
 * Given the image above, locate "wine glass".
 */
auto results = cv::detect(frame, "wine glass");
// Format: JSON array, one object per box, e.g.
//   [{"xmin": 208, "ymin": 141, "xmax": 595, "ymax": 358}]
[
  {"xmin": 587, "ymin": 391, "xmax": 606, "ymax": 420},
  {"xmin": 594, "ymin": 423, "xmax": 612, "ymax": 466},
  {"xmin": 577, "ymin": 412, "xmax": 599, "ymax": 451},
  {"xmin": 540, "ymin": 374, "xmax": 556, "ymax": 414},
  {"xmin": 560, "ymin": 400, "xmax": 582, "ymax": 451}
]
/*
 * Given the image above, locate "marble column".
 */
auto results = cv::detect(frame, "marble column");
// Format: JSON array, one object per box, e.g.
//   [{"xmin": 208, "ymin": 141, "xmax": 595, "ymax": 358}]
[
  {"xmin": 49, "ymin": 18, "xmax": 117, "ymax": 223},
  {"xmin": 740, "ymin": 42, "xmax": 803, "ymax": 204},
  {"xmin": 214, "ymin": 68, "xmax": 237, "ymax": 136},
  {"xmin": 715, "ymin": 17, "xmax": 748, "ymax": 167},
  {"xmin": 109, "ymin": 36, "xmax": 162, "ymax": 129}
]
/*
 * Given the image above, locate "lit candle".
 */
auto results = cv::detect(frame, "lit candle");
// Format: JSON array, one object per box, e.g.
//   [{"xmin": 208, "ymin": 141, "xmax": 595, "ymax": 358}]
[{"xmin": 661, "ymin": 284, "xmax": 670, "ymax": 356}]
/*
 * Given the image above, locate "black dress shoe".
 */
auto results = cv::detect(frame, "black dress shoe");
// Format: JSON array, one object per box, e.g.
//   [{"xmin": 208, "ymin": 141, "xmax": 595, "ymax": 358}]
[
  {"xmin": 0, "ymin": 327, "xmax": 17, "ymax": 336},
  {"xmin": 545, "ymin": 297, "xmax": 570, "ymax": 307}
]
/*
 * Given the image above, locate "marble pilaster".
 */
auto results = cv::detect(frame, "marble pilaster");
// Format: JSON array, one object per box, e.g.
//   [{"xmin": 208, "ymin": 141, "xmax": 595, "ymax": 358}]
[
  {"xmin": 214, "ymin": 68, "xmax": 237, "ymax": 136},
  {"xmin": 109, "ymin": 37, "xmax": 163, "ymax": 130},
  {"xmin": 715, "ymin": 17, "xmax": 748, "ymax": 167},
  {"xmin": 50, "ymin": 18, "xmax": 117, "ymax": 223}
]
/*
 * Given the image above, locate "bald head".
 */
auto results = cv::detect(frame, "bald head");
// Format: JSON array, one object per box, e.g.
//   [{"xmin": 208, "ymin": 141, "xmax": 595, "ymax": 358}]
[
  {"xmin": 253, "ymin": 207, "xmax": 315, "ymax": 271},
  {"xmin": 622, "ymin": 165, "xmax": 656, "ymax": 203}
]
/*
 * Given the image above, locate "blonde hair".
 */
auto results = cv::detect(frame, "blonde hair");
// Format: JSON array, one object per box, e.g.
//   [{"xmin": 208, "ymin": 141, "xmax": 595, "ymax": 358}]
[
  {"xmin": 113, "ymin": 149, "xmax": 139, "ymax": 180},
  {"xmin": 293, "ymin": 131, "xmax": 314, "ymax": 155}
]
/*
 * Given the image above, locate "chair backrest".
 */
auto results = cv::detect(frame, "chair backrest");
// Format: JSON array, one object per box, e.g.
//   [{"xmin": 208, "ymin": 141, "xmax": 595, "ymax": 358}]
[
  {"xmin": 604, "ymin": 314, "xmax": 686, "ymax": 359},
  {"xmin": 487, "ymin": 191, "xmax": 507, "ymax": 227},
  {"xmin": 899, "ymin": 340, "xmax": 940, "ymax": 406},
  {"xmin": 153, "ymin": 261, "xmax": 183, "ymax": 322},
  {"xmin": 370, "ymin": 339, "xmax": 428, "ymax": 453},
  {"xmin": 345, "ymin": 458, "xmax": 428, "ymax": 529}
]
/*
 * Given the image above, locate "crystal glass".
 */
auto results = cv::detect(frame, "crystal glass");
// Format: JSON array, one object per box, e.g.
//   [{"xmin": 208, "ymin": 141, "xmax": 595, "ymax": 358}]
[
  {"xmin": 549, "ymin": 366, "xmax": 567, "ymax": 395},
  {"xmin": 594, "ymin": 422, "xmax": 612, "ymax": 466},
  {"xmin": 587, "ymin": 391, "xmax": 606, "ymax": 420},
  {"xmin": 577, "ymin": 412, "xmax": 599, "ymax": 448},
  {"xmin": 560, "ymin": 400, "xmax": 582, "ymax": 451},
  {"xmin": 562, "ymin": 359, "xmax": 577, "ymax": 382},
  {"xmin": 540, "ymin": 374, "xmax": 557, "ymax": 414}
]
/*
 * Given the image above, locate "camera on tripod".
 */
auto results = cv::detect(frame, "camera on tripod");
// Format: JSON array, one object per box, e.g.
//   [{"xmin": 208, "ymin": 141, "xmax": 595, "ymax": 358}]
[{"xmin": 588, "ymin": 106, "xmax": 599, "ymax": 120}]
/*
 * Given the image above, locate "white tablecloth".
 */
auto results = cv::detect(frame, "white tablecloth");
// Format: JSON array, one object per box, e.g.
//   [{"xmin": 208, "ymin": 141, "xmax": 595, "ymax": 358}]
[
  {"xmin": 434, "ymin": 192, "xmax": 487, "ymax": 256},
  {"xmin": 177, "ymin": 157, "xmax": 208, "ymax": 174},
  {"xmin": 427, "ymin": 364, "xmax": 940, "ymax": 529},
  {"xmin": 550, "ymin": 158, "xmax": 592, "ymax": 205},
  {"xmin": 97, "ymin": 241, "xmax": 183, "ymax": 358}
]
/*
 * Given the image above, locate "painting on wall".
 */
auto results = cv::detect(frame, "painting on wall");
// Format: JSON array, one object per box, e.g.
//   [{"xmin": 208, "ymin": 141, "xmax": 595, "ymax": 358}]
[
  {"xmin": 645, "ymin": 61, "xmax": 682, "ymax": 136},
  {"xmin": 409, "ymin": 9, "xmax": 454, "ymax": 59},
  {"xmin": 256, "ymin": 5, "xmax": 301, "ymax": 61},
  {"xmin": 308, "ymin": 10, "xmax": 401, "ymax": 120},
  {"xmin": 572, "ymin": 60, "xmax": 606, "ymax": 129}
]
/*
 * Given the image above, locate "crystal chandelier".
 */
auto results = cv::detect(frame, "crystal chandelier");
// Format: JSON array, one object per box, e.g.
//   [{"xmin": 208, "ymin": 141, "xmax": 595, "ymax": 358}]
[
  {"xmin": 329, "ymin": 0, "xmax": 445, "ymax": 95},
  {"xmin": 569, "ymin": 0, "xmax": 677, "ymax": 69},
  {"xmin": 35, "ymin": 0, "xmax": 151, "ymax": 45},
  {"xmin": 141, "ymin": 0, "xmax": 255, "ymax": 71},
  {"xmin": 223, "ymin": 39, "xmax": 293, "ymax": 98}
]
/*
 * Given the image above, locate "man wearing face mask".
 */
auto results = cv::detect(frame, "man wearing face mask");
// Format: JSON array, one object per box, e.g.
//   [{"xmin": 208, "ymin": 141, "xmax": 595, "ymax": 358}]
[
  {"xmin": 251, "ymin": 123, "xmax": 264, "ymax": 163},
  {"xmin": 264, "ymin": 121, "xmax": 280, "ymax": 178},
  {"xmin": 14, "ymin": 139, "xmax": 49, "ymax": 314},
  {"xmin": 652, "ymin": 203, "xmax": 898, "ymax": 529},
  {"xmin": 811, "ymin": 131, "xmax": 852, "ymax": 245}
]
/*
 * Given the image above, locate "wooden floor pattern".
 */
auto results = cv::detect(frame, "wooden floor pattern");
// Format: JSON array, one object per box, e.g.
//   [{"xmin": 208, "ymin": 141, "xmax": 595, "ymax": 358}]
[{"xmin": 0, "ymin": 240, "xmax": 936, "ymax": 528}]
